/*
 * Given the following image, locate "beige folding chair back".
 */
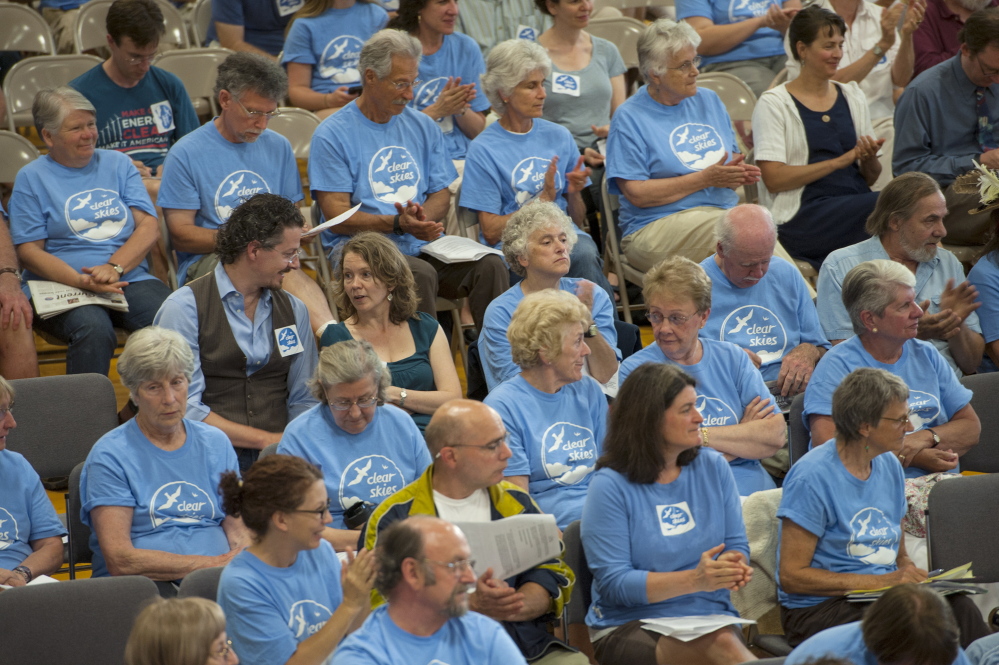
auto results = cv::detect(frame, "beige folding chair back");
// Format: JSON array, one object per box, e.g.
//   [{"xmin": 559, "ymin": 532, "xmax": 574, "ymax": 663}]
[
  {"xmin": 0, "ymin": 131, "xmax": 40, "ymax": 183},
  {"xmin": 154, "ymin": 47, "xmax": 232, "ymax": 117},
  {"xmin": 75, "ymin": 0, "xmax": 189, "ymax": 52},
  {"xmin": 267, "ymin": 107, "xmax": 322, "ymax": 161},
  {"xmin": 191, "ymin": 0, "xmax": 213, "ymax": 46},
  {"xmin": 585, "ymin": 16, "xmax": 644, "ymax": 70},
  {"xmin": 3, "ymin": 54, "xmax": 103, "ymax": 132},
  {"xmin": 0, "ymin": 5, "xmax": 56, "ymax": 55}
]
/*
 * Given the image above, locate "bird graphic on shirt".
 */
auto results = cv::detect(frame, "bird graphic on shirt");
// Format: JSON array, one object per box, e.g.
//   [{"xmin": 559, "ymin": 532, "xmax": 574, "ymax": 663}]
[
  {"xmin": 157, "ymin": 486, "xmax": 183, "ymax": 511},
  {"xmin": 856, "ymin": 511, "xmax": 873, "ymax": 538},
  {"xmin": 547, "ymin": 427, "xmax": 565, "ymax": 452},
  {"xmin": 71, "ymin": 193, "xmax": 93, "ymax": 211},
  {"xmin": 728, "ymin": 311, "xmax": 754, "ymax": 335},
  {"xmin": 516, "ymin": 162, "xmax": 535, "ymax": 186},
  {"xmin": 374, "ymin": 151, "xmax": 392, "ymax": 173},
  {"xmin": 418, "ymin": 81, "xmax": 442, "ymax": 107},
  {"xmin": 0, "ymin": 518, "xmax": 7, "ymax": 530},
  {"xmin": 674, "ymin": 126, "xmax": 690, "ymax": 146},
  {"xmin": 328, "ymin": 40, "xmax": 348, "ymax": 60},
  {"xmin": 222, "ymin": 174, "xmax": 244, "ymax": 198},
  {"xmin": 292, "ymin": 608, "xmax": 307, "ymax": 638},
  {"xmin": 346, "ymin": 459, "xmax": 373, "ymax": 487}
]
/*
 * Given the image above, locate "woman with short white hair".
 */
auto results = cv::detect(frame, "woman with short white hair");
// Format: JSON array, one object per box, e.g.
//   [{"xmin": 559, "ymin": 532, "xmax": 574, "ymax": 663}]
[
  {"xmin": 461, "ymin": 38, "xmax": 613, "ymax": 301},
  {"xmin": 80, "ymin": 326, "xmax": 246, "ymax": 589}
]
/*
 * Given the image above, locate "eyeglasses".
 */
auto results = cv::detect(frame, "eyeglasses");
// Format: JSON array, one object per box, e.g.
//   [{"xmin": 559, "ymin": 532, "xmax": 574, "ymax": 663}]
[
  {"xmin": 124, "ymin": 52, "xmax": 159, "ymax": 65},
  {"xmin": 647, "ymin": 311, "xmax": 699, "ymax": 327},
  {"xmin": 880, "ymin": 410, "xmax": 915, "ymax": 427},
  {"xmin": 232, "ymin": 95, "xmax": 283, "ymax": 119},
  {"xmin": 328, "ymin": 396, "xmax": 379, "ymax": 410},
  {"xmin": 0, "ymin": 402, "xmax": 13, "ymax": 420},
  {"xmin": 210, "ymin": 640, "xmax": 233, "ymax": 660},
  {"xmin": 978, "ymin": 56, "xmax": 999, "ymax": 79},
  {"xmin": 291, "ymin": 498, "xmax": 332, "ymax": 518},
  {"xmin": 667, "ymin": 56, "xmax": 701, "ymax": 73},
  {"xmin": 422, "ymin": 557, "xmax": 476, "ymax": 576},
  {"xmin": 391, "ymin": 78, "xmax": 422, "ymax": 91},
  {"xmin": 436, "ymin": 437, "xmax": 507, "ymax": 459},
  {"xmin": 268, "ymin": 247, "xmax": 304, "ymax": 266}
]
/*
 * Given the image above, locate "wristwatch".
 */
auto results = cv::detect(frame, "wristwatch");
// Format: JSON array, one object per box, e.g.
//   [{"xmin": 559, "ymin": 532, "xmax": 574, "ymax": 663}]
[
  {"xmin": 872, "ymin": 44, "xmax": 885, "ymax": 58},
  {"xmin": 398, "ymin": 389, "xmax": 408, "ymax": 408},
  {"xmin": 107, "ymin": 262, "xmax": 124, "ymax": 276},
  {"xmin": 12, "ymin": 565, "xmax": 32, "ymax": 583},
  {"xmin": 927, "ymin": 427, "xmax": 941, "ymax": 445},
  {"xmin": 392, "ymin": 214, "xmax": 404, "ymax": 235},
  {"xmin": 584, "ymin": 323, "xmax": 599, "ymax": 338}
]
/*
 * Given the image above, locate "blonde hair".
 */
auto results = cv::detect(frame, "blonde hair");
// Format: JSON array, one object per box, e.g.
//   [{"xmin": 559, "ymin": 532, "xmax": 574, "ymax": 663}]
[
  {"xmin": 124, "ymin": 597, "xmax": 226, "ymax": 665},
  {"xmin": 507, "ymin": 289, "xmax": 590, "ymax": 369},
  {"xmin": 642, "ymin": 255, "xmax": 712, "ymax": 312}
]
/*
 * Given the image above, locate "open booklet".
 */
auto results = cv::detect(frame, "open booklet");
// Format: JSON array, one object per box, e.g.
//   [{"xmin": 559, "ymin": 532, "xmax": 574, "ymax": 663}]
[
  {"xmin": 640, "ymin": 615, "xmax": 756, "ymax": 642},
  {"xmin": 28, "ymin": 280, "xmax": 129, "ymax": 320},
  {"xmin": 420, "ymin": 236, "xmax": 504, "ymax": 265},
  {"xmin": 453, "ymin": 514, "xmax": 561, "ymax": 582},
  {"xmin": 846, "ymin": 562, "xmax": 983, "ymax": 602}
]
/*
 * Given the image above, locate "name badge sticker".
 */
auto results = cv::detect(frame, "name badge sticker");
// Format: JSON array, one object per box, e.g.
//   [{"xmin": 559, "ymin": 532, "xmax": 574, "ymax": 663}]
[
  {"xmin": 275, "ymin": 324, "xmax": 305, "ymax": 357},
  {"xmin": 517, "ymin": 24, "xmax": 538, "ymax": 41},
  {"xmin": 276, "ymin": 0, "xmax": 303, "ymax": 17},
  {"xmin": 552, "ymin": 72, "xmax": 581, "ymax": 97}
]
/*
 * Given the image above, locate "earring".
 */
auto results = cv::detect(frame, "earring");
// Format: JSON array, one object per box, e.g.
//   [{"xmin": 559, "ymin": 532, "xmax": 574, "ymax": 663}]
[
  {"xmin": 387, "ymin": 292, "xmax": 394, "ymax": 301},
  {"xmin": 865, "ymin": 443, "xmax": 869, "ymax": 452},
  {"xmin": 872, "ymin": 327, "xmax": 878, "ymax": 333}
]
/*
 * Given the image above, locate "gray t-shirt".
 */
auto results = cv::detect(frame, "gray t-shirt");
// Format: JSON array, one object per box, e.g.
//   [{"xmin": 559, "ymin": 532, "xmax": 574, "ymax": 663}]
[{"xmin": 541, "ymin": 35, "xmax": 627, "ymax": 150}]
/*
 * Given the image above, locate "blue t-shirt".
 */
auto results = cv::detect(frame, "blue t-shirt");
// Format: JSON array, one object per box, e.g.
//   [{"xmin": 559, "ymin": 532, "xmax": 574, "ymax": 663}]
[
  {"xmin": 218, "ymin": 542, "xmax": 344, "ymax": 665},
  {"xmin": 281, "ymin": 4, "xmax": 389, "ymax": 92},
  {"xmin": 332, "ymin": 605, "xmax": 528, "ymax": 665},
  {"xmin": 310, "ymin": 102, "xmax": 458, "ymax": 257},
  {"xmin": 606, "ymin": 86, "xmax": 739, "ymax": 239},
  {"xmin": 479, "ymin": 278, "xmax": 619, "ymax": 391},
  {"xmin": 80, "ymin": 419, "xmax": 238, "ymax": 578},
  {"xmin": 675, "ymin": 0, "xmax": 786, "ymax": 64},
  {"xmin": 462, "ymin": 118, "xmax": 587, "ymax": 247},
  {"xmin": 619, "ymin": 337, "xmax": 777, "ymax": 495},
  {"xmin": 776, "ymin": 441, "xmax": 905, "ymax": 609},
  {"xmin": 484, "ymin": 374, "xmax": 608, "ymax": 529},
  {"xmin": 277, "ymin": 402, "xmax": 432, "ymax": 529},
  {"xmin": 701, "ymin": 255, "xmax": 829, "ymax": 382},
  {"xmin": 411, "ymin": 32, "xmax": 490, "ymax": 160},
  {"xmin": 969, "ymin": 254, "xmax": 999, "ymax": 344},
  {"xmin": 70, "ymin": 65, "xmax": 200, "ymax": 169},
  {"xmin": 0, "ymin": 449, "xmax": 66, "ymax": 570},
  {"xmin": 787, "ymin": 622, "xmax": 972, "ymax": 665},
  {"xmin": 8, "ymin": 149, "xmax": 158, "ymax": 296},
  {"xmin": 157, "ymin": 121, "xmax": 303, "ymax": 281},
  {"xmin": 581, "ymin": 450, "xmax": 749, "ymax": 629},
  {"xmin": 208, "ymin": 0, "xmax": 295, "ymax": 55},
  {"xmin": 803, "ymin": 335, "xmax": 974, "ymax": 478}
]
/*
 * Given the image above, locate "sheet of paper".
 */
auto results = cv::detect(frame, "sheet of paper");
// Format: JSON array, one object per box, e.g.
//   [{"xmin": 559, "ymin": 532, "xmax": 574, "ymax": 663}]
[
  {"xmin": 301, "ymin": 203, "xmax": 362, "ymax": 239},
  {"xmin": 0, "ymin": 574, "xmax": 60, "ymax": 590},
  {"xmin": 454, "ymin": 514, "xmax": 561, "ymax": 581},
  {"xmin": 639, "ymin": 615, "xmax": 756, "ymax": 642},
  {"xmin": 419, "ymin": 235, "xmax": 504, "ymax": 265}
]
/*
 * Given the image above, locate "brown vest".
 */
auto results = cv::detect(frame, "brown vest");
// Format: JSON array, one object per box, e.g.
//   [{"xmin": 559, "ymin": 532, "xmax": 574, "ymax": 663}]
[{"xmin": 190, "ymin": 269, "xmax": 296, "ymax": 432}]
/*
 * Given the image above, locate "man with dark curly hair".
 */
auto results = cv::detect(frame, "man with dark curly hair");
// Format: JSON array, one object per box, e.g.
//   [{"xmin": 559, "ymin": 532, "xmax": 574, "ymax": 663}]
[{"xmin": 154, "ymin": 193, "xmax": 319, "ymax": 471}]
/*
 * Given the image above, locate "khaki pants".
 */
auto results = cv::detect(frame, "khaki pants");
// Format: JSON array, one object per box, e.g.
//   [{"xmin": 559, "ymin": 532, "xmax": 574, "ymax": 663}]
[
  {"xmin": 871, "ymin": 115, "xmax": 895, "ymax": 192},
  {"xmin": 444, "ymin": 158, "xmax": 464, "ymax": 238},
  {"xmin": 42, "ymin": 7, "xmax": 80, "ymax": 54}
]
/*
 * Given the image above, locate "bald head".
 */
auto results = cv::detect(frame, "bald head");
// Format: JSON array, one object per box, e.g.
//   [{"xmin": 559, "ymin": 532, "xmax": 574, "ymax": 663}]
[
  {"xmin": 714, "ymin": 205, "xmax": 778, "ymax": 289},
  {"xmin": 426, "ymin": 399, "xmax": 493, "ymax": 457},
  {"xmin": 375, "ymin": 515, "xmax": 470, "ymax": 598}
]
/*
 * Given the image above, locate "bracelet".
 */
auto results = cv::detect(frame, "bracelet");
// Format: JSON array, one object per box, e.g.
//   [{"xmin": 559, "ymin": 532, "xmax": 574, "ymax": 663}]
[
  {"xmin": 0, "ymin": 267, "xmax": 18, "ymax": 278},
  {"xmin": 392, "ymin": 213, "xmax": 403, "ymax": 235},
  {"xmin": 700, "ymin": 427, "xmax": 709, "ymax": 447},
  {"xmin": 12, "ymin": 565, "xmax": 32, "ymax": 583}
]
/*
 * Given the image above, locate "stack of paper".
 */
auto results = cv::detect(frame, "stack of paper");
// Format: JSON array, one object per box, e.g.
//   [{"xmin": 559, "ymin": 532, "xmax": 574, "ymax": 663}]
[
  {"xmin": 640, "ymin": 615, "xmax": 756, "ymax": 642},
  {"xmin": 454, "ymin": 514, "xmax": 560, "ymax": 581},
  {"xmin": 846, "ymin": 563, "xmax": 982, "ymax": 602},
  {"xmin": 420, "ymin": 236, "xmax": 504, "ymax": 265}
]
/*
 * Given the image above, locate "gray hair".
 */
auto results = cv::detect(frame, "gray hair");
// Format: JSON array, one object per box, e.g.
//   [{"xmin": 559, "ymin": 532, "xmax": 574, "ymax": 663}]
[
  {"xmin": 637, "ymin": 18, "xmax": 701, "ymax": 81},
  {"xmin": 715, "ymin": 204, "xmax": 776, "ymax": 253},
  {"xmin": 32, "ymin": 87, "xmax": 95, "ymax": 137},
  {"xmin": 374, "ymin": 517, "xmax": 428, "ymax": 597},
  {"xmin": 832, "ymin": 368, "xmax": 910, "ymax": 443},
  {"xmin": 842, "ymin": 259, "xmax": 917, "ymax": 336},
  {"xmin": 502, "ymin": 201, "xmax": 578, "ymax": 277},
  {"xmin": 214, "ymin": 52, "xmax": 287, "ymax": 103},
  {"xmin": 0, "ymin": 375, "xmax": 13, "ymax": 405},
  {"xmin": 865, "ymin": 172, "xmax": 942, "ymax": 237},
  {"xmin": 117, "ymin": 326, "xmax": 196, "ymax": 393},
  {"xmin": 481, "ymin": 38, "xmax": 552, "ymax": 116},
  {"xmin": 307, "ymin": 339, "xmax": 390, "ymax": 402},
  {"xmin": 359, "ymin": 29, "xmax": 422, "ymax": 82}
]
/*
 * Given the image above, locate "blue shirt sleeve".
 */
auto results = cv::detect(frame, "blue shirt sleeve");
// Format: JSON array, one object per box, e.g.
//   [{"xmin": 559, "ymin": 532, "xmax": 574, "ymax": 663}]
[
  {"xmin": 816, "ymin": 258, "xmax": 854, "ymax": 341},
  {"xmin": 282, "ymin": 19, "xmax": 316, "ymax": 65},
  {"xmin": 286, "ymin": 295, "xmax": 320, "ymax": 420},
  {"xmin": 153, "ymin": 287, "xmax": 211, "ymax": 421}
]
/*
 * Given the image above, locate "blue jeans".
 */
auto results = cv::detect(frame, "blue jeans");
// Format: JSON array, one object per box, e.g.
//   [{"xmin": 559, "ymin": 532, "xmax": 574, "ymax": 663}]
[
  {"xmin": 568, "ymin": 233, "xmax": 615, "ymax": 307},
  {"xmin": 33, "ymin": 278, "xmax": 172, "ymax": 375}
]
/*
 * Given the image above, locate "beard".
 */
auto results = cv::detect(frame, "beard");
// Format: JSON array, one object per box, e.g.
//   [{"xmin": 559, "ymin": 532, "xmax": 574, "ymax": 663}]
[
  {"xmin": 444, "ymin": 583, "xmax": 470, "ymax": 618},
  {"xmin": 899, "ymin": 230, "xmax": 938, "ymax": 263}
]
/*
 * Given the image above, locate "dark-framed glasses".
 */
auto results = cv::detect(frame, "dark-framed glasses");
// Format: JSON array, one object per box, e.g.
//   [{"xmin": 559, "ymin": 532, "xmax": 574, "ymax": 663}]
[{"xmin": 291, "ymin": 498, "xmax": 333, "ymax": 518}]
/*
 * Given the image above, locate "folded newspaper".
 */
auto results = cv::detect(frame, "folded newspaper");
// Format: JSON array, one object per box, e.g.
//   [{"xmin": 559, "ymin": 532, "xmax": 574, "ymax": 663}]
[
  {"xmin": 28, "ymin": 280, "xmax": 129, "ymax": 319},
  {"xmin": 420, "ymin": 236, "xmax": 504, "ymax": 264},
  {"xmin": 453, "ymin": 514, "xmax": 561, "ymax": 581}
]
